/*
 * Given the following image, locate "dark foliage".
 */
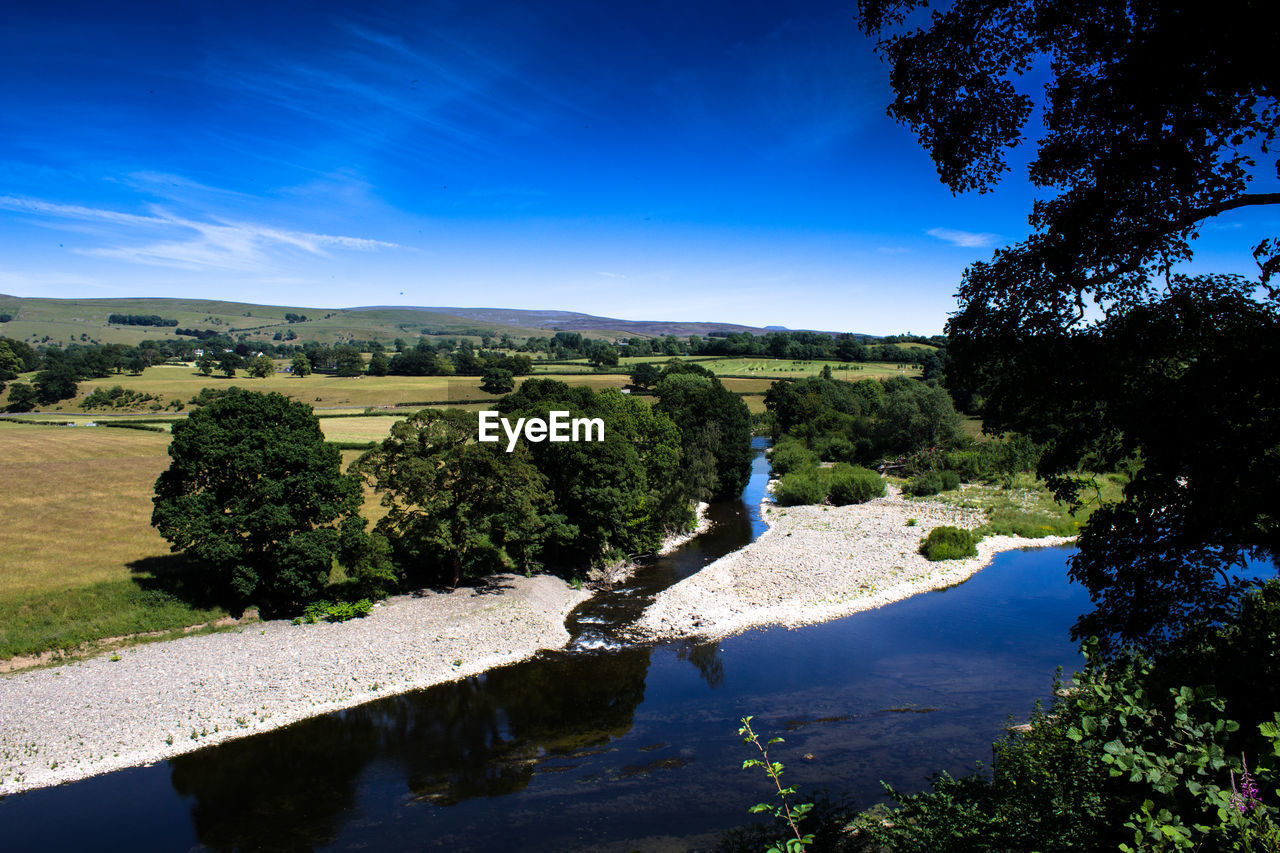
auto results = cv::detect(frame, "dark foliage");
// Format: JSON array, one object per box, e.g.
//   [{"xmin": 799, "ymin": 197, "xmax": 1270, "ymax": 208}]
[
  {"xmin": 654, "ymin": 365, "xmax": 753, "ymax": 502},
  {"xmin": 4, "ymin": 381, "xmax": 37, "ymax": 412},
  {"xmin": 33, "ymin": 361, "xmax": 79, "ymax": 405},
  {"xmin": 480, "ymin": 367, "xmax": 514, "ymax": 394},
  {"xmin": 151, "ymin": 388, "xmax": 363, "ymax": 614},
  {"xmin": 851, "ymin": 583, "xmax": 1280, "ymax": 852},
  {"xmin": 765, "ymin": 375, "xmax": 961, "ymax": 467},
  {"xmin": 108, "ymin": 313, "xmax": 177, "ymax": 327},
  {"xmin": 860, "ymin": 0, "xmax": 1280, "ymax": 652}
]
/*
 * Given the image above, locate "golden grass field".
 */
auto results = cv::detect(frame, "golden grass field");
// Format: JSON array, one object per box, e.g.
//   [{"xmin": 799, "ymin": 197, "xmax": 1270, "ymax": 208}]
[
  {"xmin": 0, "ymin": 423, "xmax": 174, "ymax": 598},
  {"xmin": 0, "ymin": 423, "xmax": 404, "ymax": 660},
  {"xmin": 0, "ymin": 422, "xmax": 238, "ymax": 661},
  {"xmin": 319, "ymin": 416, "xmax": 405, "ymax": 443}
]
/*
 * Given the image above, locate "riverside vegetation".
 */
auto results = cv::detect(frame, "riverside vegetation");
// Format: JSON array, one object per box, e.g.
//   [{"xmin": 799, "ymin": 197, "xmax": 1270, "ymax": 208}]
[{"xmin": 141, "ymin": 365, "xmax": 753, "ymax": 618}]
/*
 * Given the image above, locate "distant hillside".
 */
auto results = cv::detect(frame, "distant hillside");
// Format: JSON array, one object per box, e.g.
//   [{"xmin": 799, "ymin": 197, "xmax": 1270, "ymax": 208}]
[
  {"xmin": 0, "ymin": 294, "xmax": 856, "ymax": 348},
  {"xmin": 350, "ymin": 306, "xmax": 813, "ymax": 338}
]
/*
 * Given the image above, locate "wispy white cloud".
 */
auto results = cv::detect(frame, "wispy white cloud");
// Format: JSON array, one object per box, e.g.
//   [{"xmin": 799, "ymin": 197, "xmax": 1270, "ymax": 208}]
[
  {"xmin": 204, "ymin": 19, "xmax": 589, "ymax": 173},
  {"xmin": 926, "ymin": 227, "xmax": 1000, "ymax": 248},
  {"xmin": 0, "ymin": 194, "xmax": 400, "ymax": 273},
  {"xmin": 596, "ymin": 271, "xmax": 627, "ymax": 279}
]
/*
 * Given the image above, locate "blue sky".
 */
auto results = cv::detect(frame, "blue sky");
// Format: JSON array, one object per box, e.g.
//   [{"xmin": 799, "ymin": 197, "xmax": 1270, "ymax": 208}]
[{"xmin": 0, "ymin": 0, "xmax": 1272, "ymax": 334}]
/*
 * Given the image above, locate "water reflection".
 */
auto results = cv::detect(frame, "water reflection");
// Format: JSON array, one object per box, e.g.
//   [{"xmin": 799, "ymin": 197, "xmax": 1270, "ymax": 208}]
[
  {"xmin": 676, "ymin": 640, "xmax": 726, "ymax": 689},
  {"xmin": 167, "ymin": 647, "xmax": 653, "ymax": 849}
]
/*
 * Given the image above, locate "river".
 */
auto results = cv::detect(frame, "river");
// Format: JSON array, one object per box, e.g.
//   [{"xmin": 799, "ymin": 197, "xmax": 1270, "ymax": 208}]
[{"xmin": 1, "ymin": 438, "xmax": 1092, "ymax": 851}]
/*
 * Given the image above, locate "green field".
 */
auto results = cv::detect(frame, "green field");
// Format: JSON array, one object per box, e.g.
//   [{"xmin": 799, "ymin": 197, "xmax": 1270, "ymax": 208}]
[
  {"xmin": 2, "ymin": 365, "xmax": 638, "ymax": 413},
  {"xmin": 0, "ymin": 421, "xmax": 412, "ymax": 662},
  {"xmin": 905, "ymin": 470, "xmax": 1125, "ymax": 539},
  {"xmin": 533, "ymin": 356, "xmax": 921, "ymax": 381},
  {"xmin": 695, "ymin": 357, "xmax": 921, "ymax": 379}
]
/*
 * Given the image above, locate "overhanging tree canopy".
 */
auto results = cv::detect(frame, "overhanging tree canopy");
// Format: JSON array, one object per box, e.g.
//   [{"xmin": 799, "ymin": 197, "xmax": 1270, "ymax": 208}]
[{"xmin": 860, "ymin": 0, "xmax": 1280, "ymax": 650}]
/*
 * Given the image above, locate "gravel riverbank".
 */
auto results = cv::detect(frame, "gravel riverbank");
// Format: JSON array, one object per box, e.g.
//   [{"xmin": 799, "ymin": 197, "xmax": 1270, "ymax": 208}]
[
  {"xmin": 634, "ymin": 486, "xmax": 1075, "ymax": 642},
  {"xmin": 1, "ymin": 489, "xmax": 1071, "ymax": 796},
  {"xmin": 0, "ymin": 574, "xmax": 587, "ymax": 796}
]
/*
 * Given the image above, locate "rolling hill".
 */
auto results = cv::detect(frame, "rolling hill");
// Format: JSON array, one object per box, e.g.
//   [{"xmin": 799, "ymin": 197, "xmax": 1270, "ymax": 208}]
[{"xmin": 0, "ymin": 294, "xmax": 856, "ymax": 347}]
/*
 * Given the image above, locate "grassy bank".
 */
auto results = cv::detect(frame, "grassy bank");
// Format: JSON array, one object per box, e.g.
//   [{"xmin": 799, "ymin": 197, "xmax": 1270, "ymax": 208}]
[{"xmin": 901, "ymin": 471, "xmax": 1127, "ymax": 539}]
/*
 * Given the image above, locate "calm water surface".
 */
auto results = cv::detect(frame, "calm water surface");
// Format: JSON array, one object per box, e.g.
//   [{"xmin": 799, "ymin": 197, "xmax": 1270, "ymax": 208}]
[{"xmin": 2, "ymin": 440, "xmax": 1092, "ymax": 851}]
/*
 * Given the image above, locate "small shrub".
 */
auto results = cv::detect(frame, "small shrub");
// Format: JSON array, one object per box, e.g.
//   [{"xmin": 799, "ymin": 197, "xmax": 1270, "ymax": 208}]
[
  {"xmin": 905, "ymin": 471, "xmax": 942, "ymax": 496},
  {"xmin": 827, "ymin": 464, "xmax": 885, "ymax": 505},
  {"xmin": 774, "ymin": 468, "xmax": 829, "ymax": 506},
  {"xmin": 905, "ymin": 470, "xmax": 961, "ymax": 497},
  {"xmin": 296, "ymin": 598, "xmax": 374, "ymax": 624},
  {"xmin": 919, "ymin": 526, "xmax": 980, "ymax": 561},
  {"xmin": 906, "ymin": 518, "xmax": 917, "ymax": 526},
  {"xmin": 770, "ymin": 438, "xmax": 819, "ymax": 477}
]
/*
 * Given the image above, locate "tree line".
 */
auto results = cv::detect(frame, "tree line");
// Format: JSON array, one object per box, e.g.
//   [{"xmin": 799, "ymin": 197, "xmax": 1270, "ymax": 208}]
[
  {"xmin": 149, "ymin": 363, "xmax": 753, "ymax": 614},
  {"xmin": 107, "ymin": 313, "xmax": 178, "ymax": 327}
]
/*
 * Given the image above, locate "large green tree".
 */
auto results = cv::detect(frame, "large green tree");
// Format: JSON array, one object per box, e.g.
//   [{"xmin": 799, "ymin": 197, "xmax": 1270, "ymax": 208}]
[
  {"xmin": 151, "ymin": 388, "xmax": 363, "ymax": 613},
  {"xmin": 4, "ymin": 381, "xmax": 36, "ymax": 412},
  {"xmin": 355, "ymin": 409, "xmax": 566, "ymax": 587},
  {"xmin": 33, "ymin": 361, "xmax": 78, "ymax": 406},
  {"xmin": 498, "ymin": 379, "xmax": 691, "ymax": 562},
  {"xmin": 290, "ymin": 352, "xmax": 311, "ymax": 377},
  {"xmin": 480, "ymin": 367, "xmax": 515, "ymax": 394},
  {"xmin": 333, "ymin": 345, "xmax": 365, "ymax": 377},
  {"xmin": 653, "ymin": 367, "xmax": 753, "ymax": 502},
  {"xmin": 860, "ymin": 0, "xmax": 1280, "ymax": 651}
]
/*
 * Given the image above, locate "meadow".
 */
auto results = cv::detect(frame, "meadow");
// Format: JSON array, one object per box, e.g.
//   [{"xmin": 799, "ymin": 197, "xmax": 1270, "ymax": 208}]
[
  {"xmin": 0, "ymin": 421, "xmax": 406, "ymax": 662},
  {"xmin": 18, "ymin": 365, "xmax": 633, "ymax": 412},
  {"xmin": 0, "ymin": 422, "xmax": 230, "ymax": 661},
  {"xmin": 536, "ymin": 355, "xmax": 922, "ymax": 381},
  {"xmin": 903, "ymin": 470, "xmax": 1127, "ymax": 539},
  {"xmin": 695, "ymin": 357, "xmax": 920, "ymax": 379}
]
